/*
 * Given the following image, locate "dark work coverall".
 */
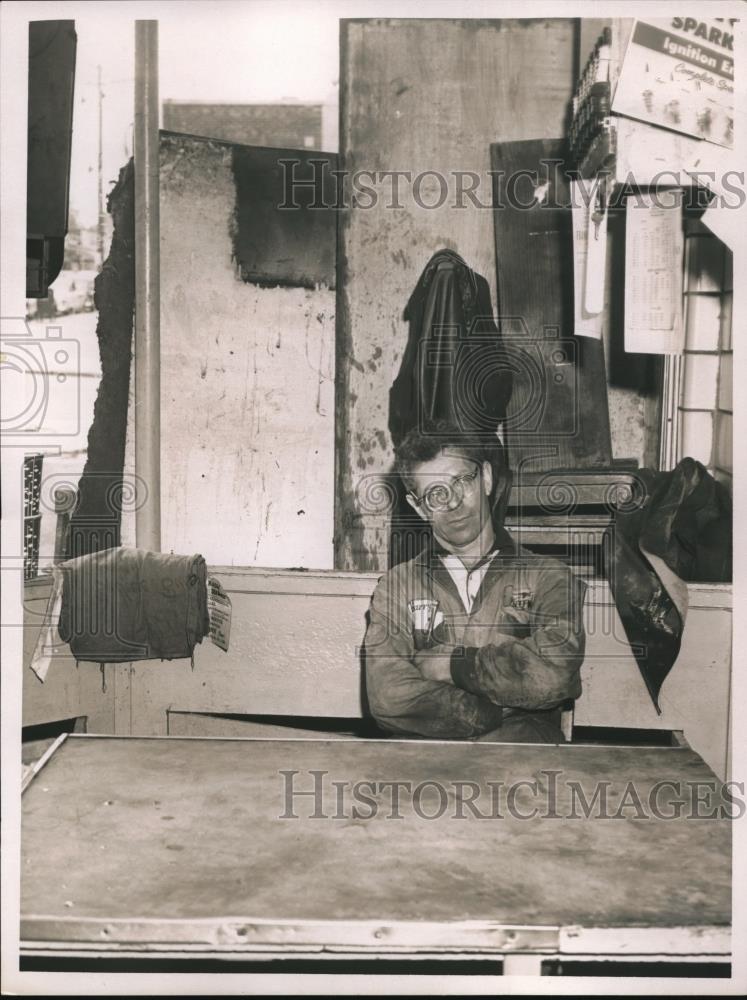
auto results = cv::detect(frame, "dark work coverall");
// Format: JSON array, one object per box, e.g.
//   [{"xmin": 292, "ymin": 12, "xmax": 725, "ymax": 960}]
[{"xmin": 364, "ymin": 529, "xmax": 587, "ymax": 743}]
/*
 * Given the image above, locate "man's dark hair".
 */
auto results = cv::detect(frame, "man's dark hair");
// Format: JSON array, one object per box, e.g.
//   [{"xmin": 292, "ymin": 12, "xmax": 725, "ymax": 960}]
[{"xmin": 394, "ymin": 420, "xmax": 496, "ymax": 490}]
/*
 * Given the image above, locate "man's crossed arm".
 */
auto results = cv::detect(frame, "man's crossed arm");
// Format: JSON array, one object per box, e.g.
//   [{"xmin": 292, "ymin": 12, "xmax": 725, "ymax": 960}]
[{"xmin": 364, "ymin": 567, "xmax": 586, "ymax": 739}]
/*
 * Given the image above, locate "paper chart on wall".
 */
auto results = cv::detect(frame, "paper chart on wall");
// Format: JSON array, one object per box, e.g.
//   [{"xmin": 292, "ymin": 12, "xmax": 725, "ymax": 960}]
[{"xmin": 624, "ymin": 189, "xmax": 685, "ymax": 355}]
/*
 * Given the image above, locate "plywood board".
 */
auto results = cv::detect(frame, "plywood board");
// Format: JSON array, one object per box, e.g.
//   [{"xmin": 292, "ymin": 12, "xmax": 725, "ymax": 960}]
[{"xmin": 22, "ymin": 736, "xmax": 730, "ymax": 951}]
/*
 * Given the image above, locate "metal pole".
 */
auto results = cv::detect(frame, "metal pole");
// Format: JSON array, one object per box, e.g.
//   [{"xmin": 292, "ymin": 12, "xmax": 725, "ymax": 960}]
[
  {"xmin": 97, "ymin": 64, "xmax": 104, "ymax": 266},
  {"xmin": 134, "ymin": 20, "xmax": 161, "ymax": 551}
]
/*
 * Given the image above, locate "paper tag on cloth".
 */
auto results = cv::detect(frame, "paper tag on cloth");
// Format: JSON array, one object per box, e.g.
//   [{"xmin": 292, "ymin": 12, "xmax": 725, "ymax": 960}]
[
  {"xmin": 207, "ymin": 577, "xmax": 232, "ymax": 652},
  {"xmin": 510, "ymin": 589, "xmax": 534, "ymax": 611},
  {"xmin": 29, "ymin": 567, "xmax": 65, "ymax": 683},
  {"xmin": 408, "ymin": 599, "xmax": 439, "ymax": 634}
]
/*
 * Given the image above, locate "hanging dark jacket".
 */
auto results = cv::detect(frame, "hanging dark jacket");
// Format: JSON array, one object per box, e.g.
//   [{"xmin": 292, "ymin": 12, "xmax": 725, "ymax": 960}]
[
  {"xmin": 603, "ymin": 457, "xmax": 731, "ymax": 711},
  {"xmin": 389, "ymin": 249, "xmax": 513, "ymax": 446},
  {"xmin": 387, "ymin": 250, "xmax": 514, "ymax": 568}
]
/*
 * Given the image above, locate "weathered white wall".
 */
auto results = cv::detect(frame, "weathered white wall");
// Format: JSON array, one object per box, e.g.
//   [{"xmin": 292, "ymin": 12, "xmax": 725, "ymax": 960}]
[{"xmin": 155, "ymin": 136, "xmax": 335, "ymax": 567}]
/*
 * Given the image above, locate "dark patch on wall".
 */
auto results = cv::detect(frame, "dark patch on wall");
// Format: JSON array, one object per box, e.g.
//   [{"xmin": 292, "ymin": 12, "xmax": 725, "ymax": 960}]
[
  {"xmin": 492, "ymin": 138, "xmax": 612, "ymax": 472},
  {"xmin": 231, "ymin": 144, "xmax": 338, "ymax": 290},
  {"xmin": 67, "ymin": 161, "xmax": 135, "ymax": 557}
]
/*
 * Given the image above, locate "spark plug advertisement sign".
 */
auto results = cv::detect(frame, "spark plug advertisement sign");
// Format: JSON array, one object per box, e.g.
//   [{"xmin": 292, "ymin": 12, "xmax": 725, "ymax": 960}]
[{"xmin": 612, "ymin": 18, "xmax": 735, "ymax": 147}]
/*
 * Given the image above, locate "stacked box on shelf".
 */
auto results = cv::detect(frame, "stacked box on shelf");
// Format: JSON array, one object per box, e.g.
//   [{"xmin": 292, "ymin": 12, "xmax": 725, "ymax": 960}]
[{"xmin": 570, "ymin": 27, "xmax": 613, "ymax": 170}]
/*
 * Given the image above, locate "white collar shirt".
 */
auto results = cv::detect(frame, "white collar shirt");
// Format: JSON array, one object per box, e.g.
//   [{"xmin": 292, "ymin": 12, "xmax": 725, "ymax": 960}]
[{"xmin": 439, "ymin": 549, "xmax": 500, "ymax": 614}]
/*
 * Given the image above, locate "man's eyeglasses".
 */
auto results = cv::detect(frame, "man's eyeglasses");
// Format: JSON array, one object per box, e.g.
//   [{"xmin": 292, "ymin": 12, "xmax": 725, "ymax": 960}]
[{"xmin": 409, "ymin": 467, "xmax": 481, "ymax": 513}]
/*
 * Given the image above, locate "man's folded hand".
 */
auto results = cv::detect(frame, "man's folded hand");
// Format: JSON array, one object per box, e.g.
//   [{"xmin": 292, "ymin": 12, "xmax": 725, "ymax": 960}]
[{"xmin": 414, "ymin": 645, "xmax": 457, "ymax": 683}]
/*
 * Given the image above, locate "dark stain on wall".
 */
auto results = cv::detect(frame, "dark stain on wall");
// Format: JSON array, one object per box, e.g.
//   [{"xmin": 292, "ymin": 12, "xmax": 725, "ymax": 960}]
[
  {"xmin": 67, "ymin": 160, "xmax": 135, "ymax": 557},
  {"xmin": 230, "ymin": 144, "xmax": 338, "ymax": 290}
]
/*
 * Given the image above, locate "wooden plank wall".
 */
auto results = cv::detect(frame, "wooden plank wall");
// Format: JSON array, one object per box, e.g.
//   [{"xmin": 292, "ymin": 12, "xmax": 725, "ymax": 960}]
[
  {"xmin": 22, "ymin": 578, "xmax": 115, "ymax": 733},
  {"xmin": 336, "ymin": 18, "xmax": 577, "ymax": 572},
  {"xmin": 22, "ymin": 571, "xmax": 731, "ymax": 780}
]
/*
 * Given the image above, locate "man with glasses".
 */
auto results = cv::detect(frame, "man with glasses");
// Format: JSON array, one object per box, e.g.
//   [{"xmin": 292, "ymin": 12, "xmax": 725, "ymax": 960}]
[{"xmin": 363, "ymin": 422, "xmax": 587, "ymax": 742}]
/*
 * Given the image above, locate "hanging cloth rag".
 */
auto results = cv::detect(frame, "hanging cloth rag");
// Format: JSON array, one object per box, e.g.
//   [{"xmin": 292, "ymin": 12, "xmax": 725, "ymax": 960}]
[
  {"xmin": 603, "ymin": 457, "xmax": 731, "ymax": 712},
  {"xmin": 57, "ymin": 547, "xmax": 210, "ymax": 664},
  {"xmin": 389, "ymin": 248, "xmax": 513, "ymax": 446}
]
